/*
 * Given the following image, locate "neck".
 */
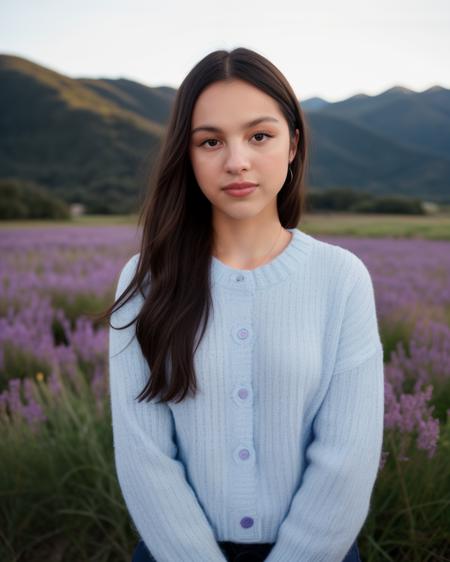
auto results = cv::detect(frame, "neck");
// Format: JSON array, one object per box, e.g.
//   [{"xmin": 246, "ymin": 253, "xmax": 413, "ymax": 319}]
[{"xmin": 212, "ymin": 222, "xmax": 291, "ymax": 270}]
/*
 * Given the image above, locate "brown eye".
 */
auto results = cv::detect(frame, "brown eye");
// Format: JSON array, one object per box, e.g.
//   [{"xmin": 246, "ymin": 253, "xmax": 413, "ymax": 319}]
[
  {"xmin": 200, "ymin": 139, "xmax": 219, "ymax": 148},
  {"xmin": 199, "ymin": 131, "xmax": 273, "ymax": 149},
  {"xmin": 253, "ymin": 132, "xmax": 272, "ymax": 142}
]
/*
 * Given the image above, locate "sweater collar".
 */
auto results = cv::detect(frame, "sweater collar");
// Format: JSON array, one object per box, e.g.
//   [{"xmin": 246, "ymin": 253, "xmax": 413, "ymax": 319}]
[{"xmin": 210, "ymin": 227, "xmax": 313, "ymax": 290}]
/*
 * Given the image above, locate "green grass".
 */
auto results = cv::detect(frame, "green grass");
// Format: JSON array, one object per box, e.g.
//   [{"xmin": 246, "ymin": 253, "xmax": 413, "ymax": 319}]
[
  {"xmin": 1, "ymin": 211, "xmax": 450, "ymax": 240},
  {"xmin": 0, "ymin": 214, "xmax": 139, "ymax": 229},
  {"xmin": 300, "ymin": 212, "xmax": 450, "ymax": 240}
]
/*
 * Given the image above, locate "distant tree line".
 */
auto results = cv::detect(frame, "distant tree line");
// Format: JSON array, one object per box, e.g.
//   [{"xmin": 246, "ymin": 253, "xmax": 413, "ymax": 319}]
[
  {"xmin": 0, "ymin": 178, "xmax": 70, "ymax": 220},
  {"xmin": 0, "ymin": 177, "xmax": 143, "ymax": 219},
  {"xmin": 307, "ymin": 188, "xmax": 426, "ymax": 214}
]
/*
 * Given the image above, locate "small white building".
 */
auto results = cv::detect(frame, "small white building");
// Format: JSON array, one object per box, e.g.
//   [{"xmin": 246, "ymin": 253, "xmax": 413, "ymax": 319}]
[
  {"xmin": 421, "ymin": 201, "xmax": 440, "ymax": 214},
  {"xmin": 69, "ymin": 203, "xmax": 85, "ymax": 217}
]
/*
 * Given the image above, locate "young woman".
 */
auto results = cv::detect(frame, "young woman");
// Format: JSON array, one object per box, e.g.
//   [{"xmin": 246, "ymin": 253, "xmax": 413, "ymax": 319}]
[{"xmin": 106, "ymin": 47, "xmax": 384, "ymax": 562}]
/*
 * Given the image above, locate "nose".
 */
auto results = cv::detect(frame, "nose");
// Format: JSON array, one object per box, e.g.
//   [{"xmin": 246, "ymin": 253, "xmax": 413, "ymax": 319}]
[{"xmin": 224, "ymin": 142, "xmax": 251, "ymax": 173}]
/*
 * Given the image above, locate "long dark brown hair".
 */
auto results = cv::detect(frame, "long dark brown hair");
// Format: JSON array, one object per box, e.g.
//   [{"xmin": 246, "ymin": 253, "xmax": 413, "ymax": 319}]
[{"xmin": 96, "ymin": 47, "xmax": 310, "ymax": 404}]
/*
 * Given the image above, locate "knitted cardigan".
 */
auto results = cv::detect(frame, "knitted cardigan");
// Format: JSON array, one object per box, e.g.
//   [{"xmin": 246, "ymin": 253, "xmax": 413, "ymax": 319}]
[{"xmin": 108, "ymin": 227, "xmax": 384, "ymax": 561}]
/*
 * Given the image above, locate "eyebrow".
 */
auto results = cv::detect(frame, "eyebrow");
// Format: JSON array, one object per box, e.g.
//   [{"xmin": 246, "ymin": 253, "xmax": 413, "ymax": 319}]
[{"xmin": 191, "ymin": 116, "xmax": 280, "ymax": 136}]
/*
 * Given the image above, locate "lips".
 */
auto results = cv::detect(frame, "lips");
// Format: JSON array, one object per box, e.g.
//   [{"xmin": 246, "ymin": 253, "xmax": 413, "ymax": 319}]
[
  {"xmin": 222, "ymin": 185, "xmax": 257, "ymax": 198},
  {"xmin": 223, "ymin": 181, "xmax": 258, "ymax": 191}
]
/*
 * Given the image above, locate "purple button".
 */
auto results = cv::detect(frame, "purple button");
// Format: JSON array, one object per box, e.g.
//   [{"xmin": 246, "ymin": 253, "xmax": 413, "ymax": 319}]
[
  {"xmin": 239, "ymin": 448, "xmax": 250, "ymax": 460},
  {"xmin": 238, "ymin": 388, "xmax": 249, "ymax": 399},
  {"xmin": 237, "ymin": 328, "xmax": 249, "ymax": 340},
  {"xmin": 240, "ymin": 516, "xmax": 254, "ymax": 528}
]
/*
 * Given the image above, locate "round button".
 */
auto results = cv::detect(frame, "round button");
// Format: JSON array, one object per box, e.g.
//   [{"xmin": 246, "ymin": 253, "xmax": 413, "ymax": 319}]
[
  {"xmin": 239, "ymin": 448, "xmax": 250, "ymax": 460},
  {"xmin": 237, "ymin": 328, "xmax": 249, "ymax": 340},
  {"xmin": 233, "ymin": 386, "xmax": 253, "ymax": 406},
  {"xmin": 231, "ymin": 323, "xmax": 253, "ymax": 345},
  {"xmin": 238, "ymin": 388, "xmax": 248, "ymax": 399},
  {"xmin": 235, "ymin": 274, "xmax": 245, "ymax": 282},
  {"xmin": 240, "ymin": 516, "xmax": 254, "ymax": 529}
]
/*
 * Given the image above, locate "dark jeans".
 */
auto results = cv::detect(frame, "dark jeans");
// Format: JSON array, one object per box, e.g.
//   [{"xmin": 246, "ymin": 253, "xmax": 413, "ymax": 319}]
[{"xmin": 131, "ymin": 537, "xmax": 361, "ymax": 561}]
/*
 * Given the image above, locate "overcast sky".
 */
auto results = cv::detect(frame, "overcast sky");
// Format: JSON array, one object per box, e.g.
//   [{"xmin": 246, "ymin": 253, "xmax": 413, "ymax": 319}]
[{"xmin": 1, "ymin": 0, "xmax": 449, "ymax": 103}]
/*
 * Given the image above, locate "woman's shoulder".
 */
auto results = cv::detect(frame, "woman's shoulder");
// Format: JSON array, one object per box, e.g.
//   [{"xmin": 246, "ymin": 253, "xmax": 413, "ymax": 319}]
[
  {"xmin": 117, "ymin": 252, "xmax": 141, "ymax": 286},
  {"xmin": 116, "ymin": 252, "xmax": 153, "ymax": 294},
  {"xmin": 306, "ymin": 233, "xmax": 372, "ymax": 289},
  {"xmin": 112, "ymin": 253, "xmax": 145, "ymax": 320}
]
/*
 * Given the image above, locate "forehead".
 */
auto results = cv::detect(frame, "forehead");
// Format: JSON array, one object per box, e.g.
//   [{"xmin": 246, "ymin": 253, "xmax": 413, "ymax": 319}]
[{"xmin": 191, "ymin": 79, "xmax": 283, "ymax": 127}]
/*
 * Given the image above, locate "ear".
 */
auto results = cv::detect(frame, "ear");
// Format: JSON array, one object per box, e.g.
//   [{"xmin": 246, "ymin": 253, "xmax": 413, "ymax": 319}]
[{"xmin": 289, "ymin": 128, "xmax": 300, "ymax": 163}]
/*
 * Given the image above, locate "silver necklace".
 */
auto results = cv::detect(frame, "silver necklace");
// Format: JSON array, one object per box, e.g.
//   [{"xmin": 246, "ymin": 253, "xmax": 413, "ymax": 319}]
[
  {"xmin": 251, "ymin": 224, "xmax": 285, "ymax": 267},
  {"xmin": 214, "ymin": 224, "xmax": 285, "ymax": 267}
]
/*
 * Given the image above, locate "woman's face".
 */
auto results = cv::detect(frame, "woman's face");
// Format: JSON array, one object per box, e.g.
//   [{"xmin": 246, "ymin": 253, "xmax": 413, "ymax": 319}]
[{"xmin": 189, "ymin": 79, "xmax": 299, "ymax": 224}]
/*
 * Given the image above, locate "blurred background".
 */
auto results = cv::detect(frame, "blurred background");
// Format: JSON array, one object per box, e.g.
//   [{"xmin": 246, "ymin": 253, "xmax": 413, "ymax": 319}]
[{"xmin": 0, "ymin": 1, "xmax": 449, "ymax": 561}]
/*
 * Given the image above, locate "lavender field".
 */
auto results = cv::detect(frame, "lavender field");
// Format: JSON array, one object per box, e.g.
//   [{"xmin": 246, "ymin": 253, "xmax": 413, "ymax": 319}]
[{"xmin": 1, "ymin": 225, "xmax": 449, "ymax": 562}]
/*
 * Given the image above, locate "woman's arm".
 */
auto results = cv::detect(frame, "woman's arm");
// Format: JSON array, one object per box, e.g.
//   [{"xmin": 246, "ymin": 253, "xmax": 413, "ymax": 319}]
[
  {"xmin": 265, "ymin": 257, "xmax": 385, "ymax": 562},
  {"xmin": 109, "ymin": 255, "xmax": 227, "ymax": 562}
]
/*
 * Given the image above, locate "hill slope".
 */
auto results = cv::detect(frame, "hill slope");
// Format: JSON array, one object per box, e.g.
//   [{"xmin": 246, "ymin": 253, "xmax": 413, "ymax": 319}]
[{"xmin": 1, "ymin": 54, "xmax": 449, "ymax": 211}]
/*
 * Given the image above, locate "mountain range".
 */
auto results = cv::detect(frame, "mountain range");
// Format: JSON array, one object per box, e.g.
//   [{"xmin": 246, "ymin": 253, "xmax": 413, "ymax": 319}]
[{"xmin": 1, "ymin": 53, "xmax": 449, "ymax": 212}]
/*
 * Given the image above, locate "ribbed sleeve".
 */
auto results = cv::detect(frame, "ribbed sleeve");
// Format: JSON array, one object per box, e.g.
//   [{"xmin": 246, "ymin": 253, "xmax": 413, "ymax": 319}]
[
  {"xmin": 264, "ymin": 348, "xmax": 384, "ymax": 562},
  {"xmin": 108, "ymin": 255, "xmax": 227, "ymax": 562},
  {"xmin": 333, "ymin": 255, "xmax": 383, "ymax": 374},
  {"xmin": 264, "ymin": 255, "xmax": 385, "ymax": 562}
]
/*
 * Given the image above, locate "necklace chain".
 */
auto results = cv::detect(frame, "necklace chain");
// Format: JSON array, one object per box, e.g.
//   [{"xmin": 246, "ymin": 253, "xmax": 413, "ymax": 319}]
[
  {"xmin": 214, "ymin": 224, "xmax": 285, "ymax": 268},
  {"xmin": 254, "ymin": 224, "xmax": 284, "ymax": 267}
]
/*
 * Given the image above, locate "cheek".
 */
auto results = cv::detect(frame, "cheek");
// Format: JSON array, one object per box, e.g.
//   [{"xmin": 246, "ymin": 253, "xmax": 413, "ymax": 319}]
[
  {"xmin": 192, "ymin": 162, "xmax": 215, "ymax": 193},
  {"xmin": 191, "ymin": 149, "xmax": 213, "ymax": 174},
  {"xmin": 260, "ymin": 150, "xmax": 285, "ymax": 166},
  {"xmin": 190, "ymin": 153, "xmax": 219, "ymax": 200},
  {"xmin": 190, "ymin": 151, "xmax": 206, "ymax": 179},
  {"xmin": 258, "ymin": 150, "xmax": 288, "ymax": 182}
]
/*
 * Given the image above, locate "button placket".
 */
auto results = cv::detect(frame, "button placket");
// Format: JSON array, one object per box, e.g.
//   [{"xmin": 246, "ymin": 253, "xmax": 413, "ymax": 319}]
[{"xmin": 228, "ymin": 298, "xmax": 259, "ymax": 540}]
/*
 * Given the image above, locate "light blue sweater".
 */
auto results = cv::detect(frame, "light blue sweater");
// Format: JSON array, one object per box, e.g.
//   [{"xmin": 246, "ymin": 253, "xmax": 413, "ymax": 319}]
[{"xmin": 108, "ymin": 227, "xmax": 384, "ymax": 562}]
